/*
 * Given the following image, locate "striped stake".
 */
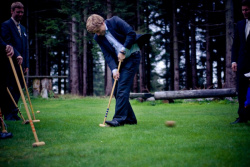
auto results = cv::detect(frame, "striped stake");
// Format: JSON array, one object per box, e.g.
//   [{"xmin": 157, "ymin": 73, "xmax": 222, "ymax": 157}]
[
  {"xmin": 6, "ymin": 87, "xmax": 29, "ymax": 124},
  {"xmin": 19, "ymin": 65, "xmax": 40, "ymax": 122},
  {"xmin": 99, "ymin": 61, "xmax": 122, "ymax": 127},
  {"xmin": 8, "ymin": 57, "xmax": 45, "ymax": 147},
  {"xmin": 0, "ymin": 108, "xmax": 7, "ymax": 133}
]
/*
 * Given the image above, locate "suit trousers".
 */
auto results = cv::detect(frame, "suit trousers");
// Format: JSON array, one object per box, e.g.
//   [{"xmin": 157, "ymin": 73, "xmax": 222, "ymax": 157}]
[
  {"xmin": 237, "ymin": 71, "xmax": 249, "ymax": 119},
  {"xmin": 3, "ymin": 61, "xmax": 23, "ymax": 118},
  {"xmin": 112, "ymin": 51, "xmax": 140, "ymax": 123}
]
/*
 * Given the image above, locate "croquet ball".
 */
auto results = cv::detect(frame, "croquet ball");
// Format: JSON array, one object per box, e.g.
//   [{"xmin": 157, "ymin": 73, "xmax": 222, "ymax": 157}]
[
  {"xmin": 165, "ymin": 120, "xmax": 176, "ymax": 127},
  {"xmin": 37, "ymin": 111, "xmax": 40, "ymax": 113}
]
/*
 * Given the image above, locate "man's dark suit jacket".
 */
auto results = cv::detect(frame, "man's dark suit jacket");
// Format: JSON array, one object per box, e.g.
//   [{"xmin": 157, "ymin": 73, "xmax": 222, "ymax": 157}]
[
  {"xmin": 231, "ymin": 19, "xmax": 250, "ymax": 118},
  {"xmin": 94, "ymin": 16, "xmax": 151, "ymax": 72},
  {"xmin": 0, "ymin": 37, "xmax": 6, "ymax": 51},
  {"xmin": 232, "ymin": 19, "xmax": 250, "ymax": 73},
  {"xmin": 1, "ymin": 18, "xmax": 29, "ymax": 69},
  {"xmin": 1, "ymin": 18, "xmax": 28, "ymax": 114}
]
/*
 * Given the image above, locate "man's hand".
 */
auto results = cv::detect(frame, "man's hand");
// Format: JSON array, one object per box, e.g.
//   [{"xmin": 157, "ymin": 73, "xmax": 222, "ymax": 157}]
[
  {"xmin": 17, "ymin": 55, "xmax": 23, "ymax": 65},
  {"xmin": 24, "ymin": 68, "xmax": 29, "ymax": 73},
  {"xmin": 118, "ymin": 52, "xmax": 125, "ymax": 62},
  {"xmin": 232, "ymin": 63, "xmax": 237, "ymax": 72},
  {"xmin": 113, "ymin": 71, "xmax": 120, "ymax": 80},
  {"xmin": 5, "ymin": 45, "xmax": 14, "ymax": 57}
]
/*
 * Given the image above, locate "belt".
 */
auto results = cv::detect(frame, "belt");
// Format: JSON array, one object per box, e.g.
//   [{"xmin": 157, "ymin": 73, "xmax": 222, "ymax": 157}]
[{"xmin": 130, "ymin": 51, "xmax": 140, "ymax": 56}]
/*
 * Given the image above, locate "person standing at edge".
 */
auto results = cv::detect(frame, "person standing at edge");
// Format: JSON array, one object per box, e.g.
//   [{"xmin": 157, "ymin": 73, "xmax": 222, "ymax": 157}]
[
  {"xmin": 1, "ymin": 2, "xmax": 29, "ymax": 121},
  {"xmin": 0, "ymin": 37, "xmax": 15, "ymax": 139},
  {"xmin": 231, "ymin": 0, "xmax": 250, "ymax": 124},
  {"xmin": 86, "ymin": 14, "xmax": 151, "ymax": 127}
]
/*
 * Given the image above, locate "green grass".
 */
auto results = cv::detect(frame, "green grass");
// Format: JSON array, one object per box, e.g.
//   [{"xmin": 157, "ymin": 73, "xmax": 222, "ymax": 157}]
[{"xmin": 1, "ymin": 97, "xmax": 250, "ymax": 167}]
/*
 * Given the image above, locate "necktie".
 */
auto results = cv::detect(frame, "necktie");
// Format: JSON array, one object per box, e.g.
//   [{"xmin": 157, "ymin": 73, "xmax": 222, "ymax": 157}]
[
  {"xmin": 247, "ymin": 30, "xmax": 250, "ymax": 43},
  {"xmin": 17, "ymin": 24, "xmax": 22, "ymax": 37}
]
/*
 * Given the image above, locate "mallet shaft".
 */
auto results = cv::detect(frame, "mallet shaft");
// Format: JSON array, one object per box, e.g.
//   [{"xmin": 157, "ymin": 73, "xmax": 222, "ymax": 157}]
[
  {"xmin": 101, "ymin": 61, "xmax": 122, "ymax": 125},
  {"xmin": 8, "ymin": 57, "xmax": 45, "ymax": 146},
  {"xmin": 6, "ymin": 87, "xmax": 27, "ymax": 122},
  {"xmin": 20, "ymin": 65, "xmax": 37, "ymax": 120}
]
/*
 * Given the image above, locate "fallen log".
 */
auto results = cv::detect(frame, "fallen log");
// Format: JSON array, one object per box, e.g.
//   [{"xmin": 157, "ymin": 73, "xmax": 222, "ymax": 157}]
[
  {"xmin": 154, "ymin": 88, "xmax": 237, "ymax": 100},
  {"xmin": 130, "ymin": 93, "xmax": 154, "ymax": 99}
]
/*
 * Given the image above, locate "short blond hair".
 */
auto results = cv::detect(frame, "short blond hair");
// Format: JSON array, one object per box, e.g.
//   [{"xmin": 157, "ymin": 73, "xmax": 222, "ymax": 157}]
[
  {"xmin": 11, "ymin": 2, "xmax": 24, "ymax": 11},
  {"xmin": 86, "ymin": 14, "xmax": 104, "ymax": 33}
]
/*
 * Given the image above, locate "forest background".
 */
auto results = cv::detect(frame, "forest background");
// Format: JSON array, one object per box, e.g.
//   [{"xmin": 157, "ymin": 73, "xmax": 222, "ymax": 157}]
[{"xmin": 0, "ymin": 0, "xmax": 243, "ymax": 97}]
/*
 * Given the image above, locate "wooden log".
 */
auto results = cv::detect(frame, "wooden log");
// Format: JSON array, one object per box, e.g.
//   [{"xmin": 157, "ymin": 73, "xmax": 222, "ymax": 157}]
[
  {"xmin": 41, "ymin": 78, "xmax": 52, "ymax": 98},
  {"xmin": 154, "ymin": 88, "xmax": 237, "ymax": 100},
  {"xmin": 130, "ymin": 93, "xmax": 154, "ymax": 99},
  {"xmin": 33, "ymin": 79, "xmax": 40, "ymax": 97},
  {"xmin": 28, "ymin": 76, "xmax": 68, "ymax": 78}
]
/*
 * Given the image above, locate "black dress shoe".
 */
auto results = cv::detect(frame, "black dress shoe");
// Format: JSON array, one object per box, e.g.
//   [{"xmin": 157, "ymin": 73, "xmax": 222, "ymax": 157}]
[
  {"xmin": 230, "ymin": 118, "xmax": 248, "ymax": 124},
  {"xmin": 4, "ymin": 115, "xmax": 16, "ymax": 121},
  {"xmin": 105, "ymin": 120, "xmax": 124, "ymax": 127},
  {"xmin": 0, "ymin": 132, "xmax": 13, "ymax": 139},
  {"xmin": 12, "ymin": 115, "xmax": 21, "ymax": 121}
]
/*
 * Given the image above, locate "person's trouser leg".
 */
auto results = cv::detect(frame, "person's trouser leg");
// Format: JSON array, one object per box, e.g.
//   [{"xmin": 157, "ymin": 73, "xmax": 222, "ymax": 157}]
[
  {"xmin": 237, "ymin": 73, "xmax": 249, "ymax": 121},
  {"xmin": 113, "ymin": 52, "xmax": 140, "ymax": 124}
]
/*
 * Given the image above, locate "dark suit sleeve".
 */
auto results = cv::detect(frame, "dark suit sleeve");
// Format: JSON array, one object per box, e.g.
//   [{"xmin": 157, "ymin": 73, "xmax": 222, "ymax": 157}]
[
  {"xmin": 112, "ymin": 16, "xmax": 136, "ymax": 49},
  {"xmin": 231, "ymin": 23, "xmax": 240, "ymax": 63},
  {"xmin": 0, "ymin": 37, "xmax": 6, "ymax": 51},
  {"xmin": 1, "ymin": 22, "xmax": 20, "ymax": 59}
]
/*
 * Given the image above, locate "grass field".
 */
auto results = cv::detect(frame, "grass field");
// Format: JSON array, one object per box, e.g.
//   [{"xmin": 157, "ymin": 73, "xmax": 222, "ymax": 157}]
[{"xmin": 1, "ymin": 96, "xmax": 250, "ymax": 167}]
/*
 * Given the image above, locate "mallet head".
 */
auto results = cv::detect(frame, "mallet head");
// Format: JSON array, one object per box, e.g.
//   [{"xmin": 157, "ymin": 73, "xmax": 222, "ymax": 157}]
[
  {"xmin": 22, "ymin": 120, "xmax": 29, "ymax": 124},
  {"xmin": 99, "ymin": 123, "xmax": 110, "ymax": 127},
  {"xmin": 32, "ymin": 141, "xmax": 45, "ymax": 147}
]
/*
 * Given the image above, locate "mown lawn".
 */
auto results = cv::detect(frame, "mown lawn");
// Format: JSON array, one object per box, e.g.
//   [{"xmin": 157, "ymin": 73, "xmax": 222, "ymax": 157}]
[{"xmin": 1, "ymin": 96, "xmax": 250, "ymax": 167}]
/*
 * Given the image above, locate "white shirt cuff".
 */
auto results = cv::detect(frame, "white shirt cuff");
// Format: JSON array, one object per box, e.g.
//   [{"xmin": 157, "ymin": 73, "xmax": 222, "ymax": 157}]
[
  {"xmin": 112, "ymin": 69, "xmax": 118, "ymax": 74},
  {"xmin": 120, "ymin": 47, "xmax": 125, "ymax": 52},
  {"xmin": 232, "ymin": 62, "xmax": 236, "ymax": 65}
]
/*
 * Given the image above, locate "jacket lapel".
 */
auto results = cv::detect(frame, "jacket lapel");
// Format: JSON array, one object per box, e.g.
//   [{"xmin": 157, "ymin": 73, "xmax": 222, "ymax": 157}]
[
  {"xmin": 9, "ymin": 19, "xmax": 22, "ymax": 38},
  {"xmin": 241, "ymin": 20, "xmax": 247, "ymax": 42}
]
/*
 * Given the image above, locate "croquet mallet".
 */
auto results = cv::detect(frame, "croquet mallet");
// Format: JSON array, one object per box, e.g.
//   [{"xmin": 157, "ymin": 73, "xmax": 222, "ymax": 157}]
[
  {"xmin": 19, "ymin": 64, "xmax": 40, "ymax": 122},
  {"xmin": 8, "ymin": 57, "xmax": 45, "ymax": 147},
  {"xmin": 99, "ymin": 61, "xmax": 122, "ymax": 127},
  {"xmin": 0, "ymin": 108, "xmax": 7, "ymax": 133},
  {"xmin": 6, "ymin": 87, "xmax": 29, "ymax": 124}
]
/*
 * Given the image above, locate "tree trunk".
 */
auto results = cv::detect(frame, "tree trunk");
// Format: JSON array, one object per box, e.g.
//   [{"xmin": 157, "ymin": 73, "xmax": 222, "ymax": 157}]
[
  {"xmin": 217, "ymin": 51, "xmax": 222, "ymax": 88},
  {"xmin": 133, "ymin": 0, "xmax": 140, "ymax": 93},
  {"xmin": 140, "ymin": 48, "xmax": 146, "ymax": 92},
  {"xmin": 225, "ymin": 0, "xmax": 236, "ymax": 88},
  {"xmin": 35, "ymin": 12, "xmax": 39, "ymax": 76},
  {"xmin": 25, "ymin": 0, "xmax": 30, "ymax": 85},
  {"xmin": 45, "ymin": 45, "xmax": 49, "ymax": 76},
  {"xmin": 133, "ymin": 74, "xmax": 138, "ymax": 92},
  {"xmin": 78, "ymin": 26, "xmax": 83, "ymax": 96},
  {"xmin": 172, "ymin": 0, "xmax": 179, "ymax": 90},
  {"xmin": 63, "ymin": 51, "xmax": 67, "ymax": 94},
  {"xmin": 145, "ymin": 3, "xmax": 151, "ymax": 92},
  {"xmin": 87, "ymin": 41, "xmax": 93, "ymax": 95},
  {"xmin": 185, "ymin": 24, "xmax": 191, "ymax": 89},
  {"xmin": 105, "ymin": 0, "xmax": 113, "ymax": 96},
  {"xmin": 70, "ymin": 16, "xmax": 79, "ymax": 95},
  {"xmin": 58, "ymin": 49, "xmax": 62, "ymax": 94},
  {"xmin": 205, "ymin": 1, "xmax": 212, "ymax": 88},
  {"xmin": 83, "ymin": 8, "xmax": 88, "ymax": 96},
  {"xmin": 191, "ymin": 15, "xmax": 197, "ymax": 89}
]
